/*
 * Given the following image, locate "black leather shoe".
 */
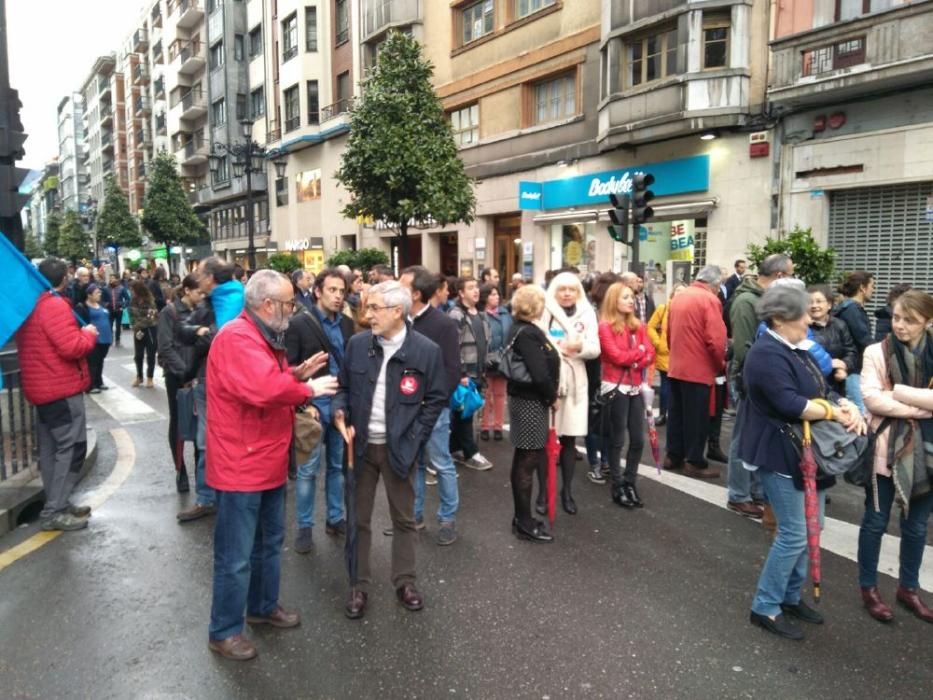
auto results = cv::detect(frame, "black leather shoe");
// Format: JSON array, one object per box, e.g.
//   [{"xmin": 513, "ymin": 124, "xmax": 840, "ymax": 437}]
[
  {"xmin": 480, "ymin": 429, "xmax": 490, "ymax": 441},
  {"xmin": 623, "ymin": 482, "xmax": 643, "ymax": 508},
  {"xmin": 750, "ymin": 611, "xmax": 804, "ymax": 640},
  {"xmin": 493, "ymin": 430, "xmax": 503, "ymax": 441},
  {"xmin": 781, "ymin": 600, "xmax": 824, "ymax": 625},
  {"xmin": 514, "ymin": 520, "xmax": 554, "ymax": 543},
  {"xmin": 534, "ymin": 499, "xmax": 547, "ymax": 516},
  {"xmin": 176, "ymin": 466, "xmax": 190, "ymax": 494},
  {"xmin": 345, "ymin": 589, "xmax": 368, "ymax": 620},
  {"xmin": 561, "ymin": 492, "xmax": 577, "ymax": 515},
  {"xmin": 707, "ymin": 443, "xmax": 729, "ymax": 463},
  {"xmin": 612, "ymin": 486, "xmax": 635, "ymax": 508}
]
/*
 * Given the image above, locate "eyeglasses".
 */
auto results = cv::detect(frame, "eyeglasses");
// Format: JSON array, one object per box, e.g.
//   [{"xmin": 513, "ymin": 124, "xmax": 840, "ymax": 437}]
[
  {"xmin": 271, "ymin": 297, "xmax": 296, "ymax": 309},
  {"xmin": 365, "ymin": 304, "xmax": 398, "ymax": 314}
]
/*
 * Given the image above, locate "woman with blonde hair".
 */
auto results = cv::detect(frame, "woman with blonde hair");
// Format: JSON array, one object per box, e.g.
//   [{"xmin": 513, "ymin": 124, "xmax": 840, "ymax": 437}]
[
  {"xmin": 598, "ymin": 282, "xmax": 655, "ymax": 507},
  {"xmin": 646, "ymin": 282, "xmax": 686, "ymax": 426},
  {"xmin": 539, "ymin": 271, "xmax": 601, "ymax": 515}
]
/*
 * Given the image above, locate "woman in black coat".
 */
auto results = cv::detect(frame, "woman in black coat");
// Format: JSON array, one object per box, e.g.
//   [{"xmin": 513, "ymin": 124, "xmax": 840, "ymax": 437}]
[
  {"xmin": 808, "ymin": 285, "xmax": 857, "ymax": 395},
  {"xmin": 506, "ymin": 285, "xmax": 560, "ymax": 543}
]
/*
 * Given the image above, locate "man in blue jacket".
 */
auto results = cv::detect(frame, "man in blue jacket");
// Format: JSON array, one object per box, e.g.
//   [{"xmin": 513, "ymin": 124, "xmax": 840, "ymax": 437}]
[{"xmin": 334, "ymin": 281, "xmax": 447, "ymax": 620}]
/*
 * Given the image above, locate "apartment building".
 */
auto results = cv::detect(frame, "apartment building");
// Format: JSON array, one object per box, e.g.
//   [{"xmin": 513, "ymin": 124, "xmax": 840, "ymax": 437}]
[
  {"xmin": 769, "ymin": 0, "xmax": 933, "ymax": 307},
  {"xmin": 27, "ymin": 160, "xmax": 61, "ymax": 247},
  {"xmin": 121, "ymin": 27, "xmax": 154, "ymax": 214},
  {"xmin": 56, "ymin": 93, "xmax": 90, "ymax": 214},
  {"xmin": 80, "ymin": 55, "xmax": 123, "ymax": 209}
]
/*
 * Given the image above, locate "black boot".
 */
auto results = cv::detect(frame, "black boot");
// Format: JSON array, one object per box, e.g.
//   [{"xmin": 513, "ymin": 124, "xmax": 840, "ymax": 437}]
[
  {"xmin": 707, "ymin": 441, "xmax": 728, "ymax": 463},
  {"xmin": 623, "ymin": 482, "xmax": 643, "ymax": 508},
  {"xmin": 561, "ymin": 490, "xmax": 577, "ymax": 515},
  {"xmin": 535, "ymin": 496, "xmax": 548, "ymax": 516},
  {"xmin": 176, "ymin": 466, "xmax": 190, "ymax": 493},
  {"xmin": 612, "ymin": 484, "xmax": 635, "ymax": 508}
]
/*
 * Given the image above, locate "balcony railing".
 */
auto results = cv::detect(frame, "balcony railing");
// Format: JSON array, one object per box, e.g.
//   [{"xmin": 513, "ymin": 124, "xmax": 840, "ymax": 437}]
[
  {"xmin": 285, "ymin": 115, "xmax": 301, "ymax": 133},
  {"xmin": 153, "ymin": 79, "xmax": 166, "ymax": 99},
  {"xmin": 802, "ymin": 37, "xmax": 866, "ymax": 77},
  {"xmin": 133, "ymin": 28, "xmax": 149, "ymax": 53},
  {"xmin": 133, "ymin": 63, "xmax": 150, "ymax": 85},
  {"xmin": 363, "ymin": 0, "xmax": 422, "ymax": 39},
  {"xmin": 267, "ymin": 127, "xmax": 281, "ymax": 143},
  {"xmin": 155, "ymin": 115, "xmax": 167, "ymax": 135},
  {"xmin": 98, "ymin": 77, "xmax": 111, "ymax": 97},
  {"xmin": 151, "ymin": 5, "xmax": 162, "ymax": 29},
  {"xmin": 169, "ymin": 36, "xmax": 205, "ymax": 75},
  {"xmin": 171, "ymin": 0, "xmax": 204, "ymax": 30},
  {"xmin": 320, "ymin": 98, "xmax": 353, "ymax": 122},
  {"xmin": 101, "ymin": 132, "xmax": 113, "ymax": 150},
  {"xmin": 99, "ymin": 105, "xmax": 113, "ymax": 125},
  {"xmin": 283, "ymin": 45, "xmax": 298, "ymax": 63}
]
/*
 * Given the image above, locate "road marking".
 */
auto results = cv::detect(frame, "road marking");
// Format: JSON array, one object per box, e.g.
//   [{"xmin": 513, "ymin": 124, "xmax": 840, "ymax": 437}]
[
  {"xmin": 91, "ymin": 375, "xmax": 164, "ymax": 423},
  {"xmin": 119, "ymin": 362, "xmax": 166, "ymax": 390},
  {"xmin": 0, "ymin": 428, "xmax": 136, "ymax": 573}
]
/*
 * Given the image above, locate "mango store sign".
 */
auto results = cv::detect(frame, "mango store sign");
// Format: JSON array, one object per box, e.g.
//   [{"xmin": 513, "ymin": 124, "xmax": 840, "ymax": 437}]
[{"xmin": 519, "ymin": 155, "xmax": 709, "ymax": 210}]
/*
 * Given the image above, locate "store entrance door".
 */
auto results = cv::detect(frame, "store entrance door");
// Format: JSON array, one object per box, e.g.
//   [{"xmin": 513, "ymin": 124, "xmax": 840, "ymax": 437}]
[
  {"xmin": 439, "ymin": 233, "xmax": 458, "ymax": 276},
  {"xmin": 493, "ymin": 215, "xmax": 521, "ymax": 297}
]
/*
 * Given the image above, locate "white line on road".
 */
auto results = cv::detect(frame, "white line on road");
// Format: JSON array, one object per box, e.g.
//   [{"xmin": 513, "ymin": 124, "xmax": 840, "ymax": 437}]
[
  {"xmin": 82, "ymin": 428, "xmax": 136, "ymax": 511},
  {"xmin": 91, "ymin": 375, "xmax": 164, "ymax": 424}
]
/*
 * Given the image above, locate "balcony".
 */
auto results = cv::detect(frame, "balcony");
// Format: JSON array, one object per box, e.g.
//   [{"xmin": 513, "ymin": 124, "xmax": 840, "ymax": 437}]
[
  {"xmin": 170, "ymin": 86, "xmax": 207, "ymax": 120},
  {"xmin": 133, "ymin": 63, "xmax": 150, "ymax": 86},
  {"xmin": 155, "ymin": 114, "xmax": 167, "ymax": 136},
  {"xmin": 153, "ymin": 78, "xmax": 166, "ymax": 99},
  {"xmin": 97, "ymin": 77, "xmax": 112, "ymax": 100},
  {"xmin": 133, "ymin": 28, "xmax": 149, "ymax": 53},
  {"xmin": 99, "ymin": 104, "xmax": 113, "ymax": 127},
  {"xmin": 135, "ymin": 96, "xmax": 151, "ymax": 116},
  {"xmin": 169, "ymin": 36, "xmax": 205, "ymax": 76},
  {"xmin": 266, "ymin": 127, "xmax": 281, "ymax": 143},
  {"xmin": 101, "ymin": 132, "xmax": 114, "ymax": 153},
  {"xmin": 363, "ymin": 0, "xmax": 422, "ymax": 42},
  {"xmin": 177, "ymin": 134, "xmax": 208, "ymax": 166},
  {"xmin": 172, "ymin": 0, "xmax": 204, "ymax": 30},
  {"xmin": 285, "ymin": 115, "xmax": 301, "ymax": 133},
  {"xmin": 769, "ymin": 2, "xmax": 933, "ymax": 109},
  {"xmin": 320, "ymin": 98, "xmax": 353, "ymax": 122},
  {"xmin": 136, "ymin": 129, "xmax": 151, "ymax": 150},
  {"xmin": 151, "ymin": 5, "xmax": 162, "ymax": 29},
  {"xmin": 152, "ymin": 43, "xmax": 164, "ymax": 65}
]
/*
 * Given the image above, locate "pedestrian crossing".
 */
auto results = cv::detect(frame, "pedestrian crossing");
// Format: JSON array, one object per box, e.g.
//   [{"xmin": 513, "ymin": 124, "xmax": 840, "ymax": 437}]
[{"xmin": 90, "ymin": 376, "xmax": 164, "ymax": 424}]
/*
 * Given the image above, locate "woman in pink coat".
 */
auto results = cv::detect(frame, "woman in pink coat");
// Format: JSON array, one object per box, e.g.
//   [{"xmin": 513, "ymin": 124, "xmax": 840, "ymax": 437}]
[{"xmin": 858, "ymin": 290, "xmax": 933, "ymax": 624}]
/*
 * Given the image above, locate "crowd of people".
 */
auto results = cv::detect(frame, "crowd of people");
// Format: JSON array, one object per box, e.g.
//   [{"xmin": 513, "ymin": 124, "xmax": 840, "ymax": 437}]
[{"xmin": 14, "ymin": 251, "xmax": 932, "ymax": 659}]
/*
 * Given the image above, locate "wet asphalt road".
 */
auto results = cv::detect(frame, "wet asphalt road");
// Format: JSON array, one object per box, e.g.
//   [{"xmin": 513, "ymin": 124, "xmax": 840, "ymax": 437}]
[{"xmin": 1, "ymin": 344, "xmax": 931, "ymax": 700}]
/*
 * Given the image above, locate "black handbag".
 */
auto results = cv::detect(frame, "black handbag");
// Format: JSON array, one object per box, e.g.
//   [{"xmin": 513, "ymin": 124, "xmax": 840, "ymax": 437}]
[
  {"xmin": 500, "ymin": 328, "xmax": 532, "ymax": 385},
  {"xmin": 176, "ymin": 386, "xmax": 197, "ymax": 442},
  {"xmin": 844, "ymin": 417, "xmax": 892, "ymax": 487},
  {"xmin": 786, "ymin": 418, "xmax": 870, "ymax": 477}
]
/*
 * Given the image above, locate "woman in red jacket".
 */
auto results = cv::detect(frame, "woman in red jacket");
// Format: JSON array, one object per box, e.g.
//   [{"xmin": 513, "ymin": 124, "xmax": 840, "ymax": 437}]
[{"xmin": 598, "ymin": 282, "xmax": 655, "ymax": 508}]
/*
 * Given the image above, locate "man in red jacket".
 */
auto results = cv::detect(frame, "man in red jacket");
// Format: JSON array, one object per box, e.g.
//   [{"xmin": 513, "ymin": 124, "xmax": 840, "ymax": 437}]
[
  {"xmin": 205, "ymin": 270, "xmax": 337, "ymax": 662},
  {"xmin": 17, "ymin": 259, "xmax": 98, "ymax": 531},
  {"xmin": 665, "ymin": 265, "xmax": 727, "ymax": 479}
]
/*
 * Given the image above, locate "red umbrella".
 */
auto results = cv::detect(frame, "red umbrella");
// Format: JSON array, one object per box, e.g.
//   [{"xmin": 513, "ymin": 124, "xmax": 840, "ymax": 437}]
[
  {"xmin": 800, "ymin": 420, "xmax": 822, "ymax": 602},
  {"xmin": 545, "ymin": 410, "xmax": 560, "ymax": 526},
  {"xmin": 641, "ymin": 385, "xmax": 661, "ymax": 473}
]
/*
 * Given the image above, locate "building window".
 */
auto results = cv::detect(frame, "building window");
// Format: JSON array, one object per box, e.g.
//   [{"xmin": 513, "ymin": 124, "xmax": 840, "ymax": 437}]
[
  {"xmin": 516, "ymin": 0, "xmax": 555, "ymax": 19},
  {"xmin": 335, "ymin": 0, "xmax": 349, "ymax": 44},
  {"xmin": 209, "ymin": 40, "xmax": 224, "ymax": 71},
  {"xmin": 836, "ymin": 0, "xmax": 904, "ymax": 21},
  {"xmin": 307, "ymin": 80, "xmax": 319, "ymax": 124},
  {"xmin": 211, "ymin": 97, "xmax": 226, "ymax": 126},
  {"xmin": 234, "ymin": 34, "xmax": 245, "ymax": 62},
  {"xmin": 450, "ymin": 104, "xmax": 479, "ymax": 146},
  {"xmin": 236, "ymin": 93, "xmax": 247, "ymax": 120},
  {"xmin": 249, "ymin": 25, "xmax": 263, "ymax": 57},
  {"xmin": 703, "ymin": 20, "xmax": 729, "ymax": 69},
  {"xmin": 627, "ymin": 28, "xmax": 677, "ymax": 87},
  {"xmin": 336, "ymin": 71, "xmax": 351, "ymax": 104},
  {"xmin": 284, "ymin": 85, "xmax": 300, "ymax": 132},
  {"xmin": 305, "ymin": 6, "xmax": 318, "ymax": 52},
  {"xmin": 533, "ymin": 72, "xmax": 575, "ymax": 125},
  {"xmin": 212, "ymin": 155, "xmax": 229, "ymax": 185},
  {"xmin": 282, "ymin": 13, "xmax": 298, "ymax": 62},
  {"xmin": 250, "ymin": 86, "xmax": 265, "ymax": 118},
  {"xmin": 462, "ymin": 0, "xmax": 494, "ymax": 45},
  {"xmin": 296, "ymin": 169, "xmax": 322, "ymax": 202},
  {"xmin": 275, "ymin": 176, "xmax": 289, "ymax": 206}
]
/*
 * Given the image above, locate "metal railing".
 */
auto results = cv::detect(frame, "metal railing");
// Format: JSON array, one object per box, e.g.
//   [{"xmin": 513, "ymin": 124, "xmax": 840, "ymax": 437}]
[
  {"xmin": 320, "ymin": 98, "xmax": 353, "ymax": 121},
  {"xmin": 0, "ymin": 352, "xmax": 37, "ymax": 483},
  {"xmin": 285, "ymin": 115, "xmax": 301, "ymax": 132}
]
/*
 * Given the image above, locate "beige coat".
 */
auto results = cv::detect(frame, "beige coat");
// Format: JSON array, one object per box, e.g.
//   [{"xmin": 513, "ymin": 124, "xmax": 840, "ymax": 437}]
[{"xmin": 860, "ymin": 342, "xmax": 933, "ymax": 476}]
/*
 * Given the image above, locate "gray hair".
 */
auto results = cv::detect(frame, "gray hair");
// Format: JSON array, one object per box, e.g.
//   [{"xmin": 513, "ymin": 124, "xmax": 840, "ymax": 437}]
[
  {"xmin": 759, "ymin": 253, "xmax": 792, "ymax": 279},
  {"xmin": 695, "ymin": 265, "xmax": 722, "ymax": 285},
  {"xmin": 756, "ymin": 284, "xmax": 809, "ymax": 325},
  {"xmin": 369, "ymin": 280, "xmax": 412, "ymax": 318},
  {"xmin": 245, "ymin": 269, "xmax": 289, "ymax": 309},
  {"xmin": 770, "ymin": 277, "xmax": 806, "ymax": 291}
]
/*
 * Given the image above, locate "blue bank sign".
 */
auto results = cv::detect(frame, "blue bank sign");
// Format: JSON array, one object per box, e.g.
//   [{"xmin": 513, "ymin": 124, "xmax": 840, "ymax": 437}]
[{"xmin": 518, "ymin": 155, "xmax": 710, "ymax": 211}]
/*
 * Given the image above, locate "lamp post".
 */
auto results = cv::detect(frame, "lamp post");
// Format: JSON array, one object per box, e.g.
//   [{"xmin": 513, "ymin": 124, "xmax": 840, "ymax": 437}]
[{"xmin": 208, "ymin": 119, "xmax": 288, "ymax": 270}]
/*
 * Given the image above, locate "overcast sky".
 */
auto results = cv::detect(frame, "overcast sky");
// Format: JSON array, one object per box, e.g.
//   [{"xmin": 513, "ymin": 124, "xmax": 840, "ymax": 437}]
[{"xmin": 8, "ymin": 0, "xmax": 145, "ymax": 171}]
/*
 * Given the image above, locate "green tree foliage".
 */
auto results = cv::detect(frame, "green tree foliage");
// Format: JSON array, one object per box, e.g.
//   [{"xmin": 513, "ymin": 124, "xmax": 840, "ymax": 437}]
[
  {"xmin": 57, "ymin": 210, "xmax": 92, "ymax": 263},
  {"xmin": 141, "ymin": 151, "xmax": 205, "ymax": 247},
  {"xmin": 266, "ymin": 253, "xmax": 303, "ymax": 274},
  {"xmin": 747, "ymin": 226, "xmax": 836, "ymax": 285},
  {"xmin": 44, "ymin": 212, "xmax": 62, "ymax": 257},
  {"xmin": 97, "ymin": 175, "xmax": 142, "ymax": 251},
  {"xmin": 326, "ymin": 247, "xmax": 390, "ymax": 271},
  {"xmin": 335, "ymin": 31, "xmax": 475, "ymax": 267},
  {"xmin": 23, "ymin": 227, "xmax": 43, "ymax": 259}
]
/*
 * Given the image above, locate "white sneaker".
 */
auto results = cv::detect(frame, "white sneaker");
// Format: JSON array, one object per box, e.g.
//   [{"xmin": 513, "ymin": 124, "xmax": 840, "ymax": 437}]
[
  {"xmin": 425, "ymin": 473, "xmax": 438, "ymax": 486},
  {"xmin": 464, "ymin": 453, "xmax": 493, "ymax": 471},
  {"xmin": 426, "ymin": 465, "xmax": 437, "ymax": 476}
]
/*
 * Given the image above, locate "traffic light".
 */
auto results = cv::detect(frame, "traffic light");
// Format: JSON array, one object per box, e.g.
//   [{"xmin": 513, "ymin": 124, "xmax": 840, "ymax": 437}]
[
  {"xmin": 0, "ymin": 85, "xmax": 29, "ymax": 249},
  {"xmin": 607, "ymin": 193, "xmax": 630, "ymax": 244},
  {"xmin": 631, "ymin": 173, "xmax": 655, "ymax": 225}
]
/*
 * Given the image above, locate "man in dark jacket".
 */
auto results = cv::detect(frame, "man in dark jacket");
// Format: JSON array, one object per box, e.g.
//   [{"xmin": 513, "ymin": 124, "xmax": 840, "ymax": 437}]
[
  {"xmin": 334, "ymin": 281, "xmax": 447, "ymax": 620},
  {"xmin": 400, "ymin": 266, "xmax": 461, "ymax": 545},
  {"xmin": 723, "ymin": 259, "xmax": 747, "ymax": 299},
  {"xmin": 284, "ymin": 268, "xmax": 355, "ymax": 554},
  {"xmin": 107, "ymin": 275, "xmax": 130, "ymax": 347}
]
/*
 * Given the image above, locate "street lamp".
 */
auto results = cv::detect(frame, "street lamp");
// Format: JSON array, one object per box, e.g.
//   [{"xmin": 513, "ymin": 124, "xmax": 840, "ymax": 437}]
[{"xmin": 208, "ymin": 119, "xmax": 289, "ymax": 270}]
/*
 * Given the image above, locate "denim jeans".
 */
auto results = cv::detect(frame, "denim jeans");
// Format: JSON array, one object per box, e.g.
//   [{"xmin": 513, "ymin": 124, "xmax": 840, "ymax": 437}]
[
  {"xmin": 727, "ymin": 400, "xmax": 762, "ymax": 503},
  {"xmin": 658, "ymin": 370, "xmax": 670, "ymax": 418},
  {"xmin": 295, "ymin": 403, "xmax": 345, "ymax": 529},
  {"xmin": 194, "ymin": 382, "xmax": 216, "ymax": 507},
  {"xmin": 751, "ymin": 470, "xmax": 826, "ymax": 617},
  {"xmin": 209, "ymin": 485, "xmax": 286, "ymax": 641},
  {"xmin": 857, "ymin": 475, "xmax": 933, "ymax": 590},
  {"xmin": 415, "ymin": 408, "xmax": 459, "ymax": 523},
  {"xmin": 845, "ymin": 373, "xmax": 865, "ymax": 415},
  {"xmin": 450, "ymin": 408, "xmax": 479, "ymax": 459}
]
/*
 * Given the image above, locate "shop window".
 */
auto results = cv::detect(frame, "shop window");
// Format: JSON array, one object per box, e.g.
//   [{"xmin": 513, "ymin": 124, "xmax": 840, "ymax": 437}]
[
  {"xmin": 462, "ymin": 0, "xmax": 494, "ymax": 45},
  {"xmin": 550, "ymin": 222, "xmax": 596, "ymax": 272},
  {"xmin": 516, "ymin": 0, "xmax": 554, "ymax": 20},
  {"xmin": 627, "ymin": 28, "xmax": 677, "ymax": 88},
  {"xmin": 450, "ymin": 104, "xmax": 479, "ymax": 146},
  {"xmin": 532, "ymin": 72, "xmax": 576, "ymax": 126},
  {"xmin": 702, "ymin": 20, "xmax": 729, "ymax": 69}
]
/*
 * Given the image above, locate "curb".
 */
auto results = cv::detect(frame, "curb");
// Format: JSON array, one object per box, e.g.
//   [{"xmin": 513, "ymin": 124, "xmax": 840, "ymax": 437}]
[{"xmin": 0, "ymin": 428, "xmax": 98, "ymax": 537}]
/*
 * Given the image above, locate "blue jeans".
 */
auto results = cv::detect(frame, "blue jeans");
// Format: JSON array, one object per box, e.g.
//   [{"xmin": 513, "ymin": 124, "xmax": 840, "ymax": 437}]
[
  {"xmin": 845, "ymin": 373, "xmax": 865, "ymax": 415},
  {"xmin": 295, "ymin": 407, "xmax": 345, "ymax": 528},
  {"xmin": 658, "ymin": 370, "xmax": 671, "ymax": 418},
  {"xmin": 857, "ymin": 475, "xmax": 933, "ymax": 590},
  {"xmin": 414, "ymin": 409, "xmax": 459, "ymax": 524},
  {"xmin": 194, "ymin": 382, "xmax": 216, "ymax": 507},
  {"xmin": 209, "ymin": 485, "xmax": 286, "ymax": 640},
  {"xmin": 727, "ymin": 400, "xmax": 762, "ymax": 503},
  {"xmin": 751, "ymin": 470, "xmax": 826, "ymax": 617}
]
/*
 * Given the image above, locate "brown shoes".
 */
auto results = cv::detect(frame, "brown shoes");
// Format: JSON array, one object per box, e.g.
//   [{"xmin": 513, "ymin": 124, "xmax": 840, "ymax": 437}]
[
  {"xmin": 662, "ymin": 455, "xmax": 684, "ymax": 471},
  {"xmin": 683, "ymin": 462, "xmax": 720, "ymax": 479},
  {"xmin": 345, "ymin": 589, "xmax": 368, "ymax": 619},
  {"xmin": 860, "ymin": 586, "xmax": 894, "ymax": 622},
  {"xmin": 396, "ymin": 583, "xmax": 424, "ymax": 612},
  {"xmin": 208, "ymin": 634, "xmax": 258, "ymax": 661},
  {"xmin": 246, "ymin": 605, "xmax": 300, "ymax": 628},
  {"xmin": 896, "ymin": 585, "xmax": 933, "ymax": 623},
  {"xmin": 728, "ymin": 501, "xmax": 764, "ymax": 519},
  {"xmin": 177, "ymin": 503, "xmax": 217, "ymax": 522}
]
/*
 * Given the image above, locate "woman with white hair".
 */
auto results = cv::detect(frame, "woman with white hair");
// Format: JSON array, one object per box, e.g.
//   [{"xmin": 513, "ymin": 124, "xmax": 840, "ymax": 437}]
[{"xmin": 539, "ymin": 271, "xmax": 601, "ymax": 515}]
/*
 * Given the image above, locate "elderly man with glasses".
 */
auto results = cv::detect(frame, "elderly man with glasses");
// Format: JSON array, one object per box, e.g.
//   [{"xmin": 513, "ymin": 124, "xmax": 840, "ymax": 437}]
[
  {"xmin": 205, "ymin": 270, "xmax": 339, "ymax": 661},
  {"xmin": 334, "ymin": 281, "xmax": 448, "ymax": 620}
]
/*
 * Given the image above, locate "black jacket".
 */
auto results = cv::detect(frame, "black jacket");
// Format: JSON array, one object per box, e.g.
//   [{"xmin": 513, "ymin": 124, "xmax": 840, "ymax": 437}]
[
  {"xmin": 874, "ymin": 305, "xmax": 893, "ymax": 342},
  {"xmin": 506, "ymin": 321, "xmax": 560, "ymax": 405},
  {"xmin": 157, "ymin": 298, "xmax": 198, "ymax": 382},
  {"xmin": 285, "ymin": 307, "xmax": 355, "ymax": 377},
  {"xmin": 810, "ymin": 317, "xmax": 858, "ymax": 374},
  {"xmin": 332, "ymin": 325, "xmax": 446, "ymax": 479},
  {"xmin": 178, "ymin": 297, "xmax": 216, "ymax": 381},
  {"xmin": 833, "ymin": 299, "xmax": 872, "ymax": 370},
  {"xmin": 723, "ymin": 272, "xmax": 742, "ymax": 299},
  {"xmin": 412, "ymin": 304, "xmax": 460, "ymax": 398}
]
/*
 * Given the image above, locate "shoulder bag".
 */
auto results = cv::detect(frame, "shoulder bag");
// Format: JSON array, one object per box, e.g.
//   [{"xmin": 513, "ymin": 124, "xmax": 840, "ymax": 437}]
[{"xmin": 499, "ymin": 327, "xmax": 533, "ymax": 385}]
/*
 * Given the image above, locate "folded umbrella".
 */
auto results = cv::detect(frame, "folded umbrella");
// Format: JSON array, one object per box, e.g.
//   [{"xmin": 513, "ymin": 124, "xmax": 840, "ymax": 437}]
[
  {"xmin": 641, "ymin": 384, "xmax": 661, "ymax": 473},
  {"xmin": 343, "ymin": 431, "xmax": 358, "ymax": 586},
  {"xmin": 800, "ymin": 420, "xmax": 822, "ymax": 602},
  {"xmin": 545, "ymin": 411, "xmax": 560, "ymax": 526}
]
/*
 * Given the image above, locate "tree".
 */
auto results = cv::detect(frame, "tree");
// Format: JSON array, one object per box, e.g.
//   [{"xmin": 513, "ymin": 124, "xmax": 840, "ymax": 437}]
[
  {"xmin": 747, "ymin": 226, "xmax": 836, "ymax": 285},
  {"xmin": 23, "ymin": 227, "xmax": 43, "ymax": 259},
  {"xmin": 97, "ymin": 175, "xmax": 142, "ymax": 273},
  {"xmin": 335, "ymin": 31, "xmax": 475, "ymax": 268},
  {"xmin": 141, "ymin": 151, "xmax": 205, "ymax": 249},
  {"xmin": 266, "ymin": 253, "xmax": 303, "ymax": 274},
  {"xmin": 326, "ymin": 247, "xmax": 390, "ymax": 271},
  {"xmin": 57, "ymin": 210, "xmax": 92, "ymax": 264},
  {"xmin": 44, "ymin": 212, "xmax": 62, "ymax": 257}
]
